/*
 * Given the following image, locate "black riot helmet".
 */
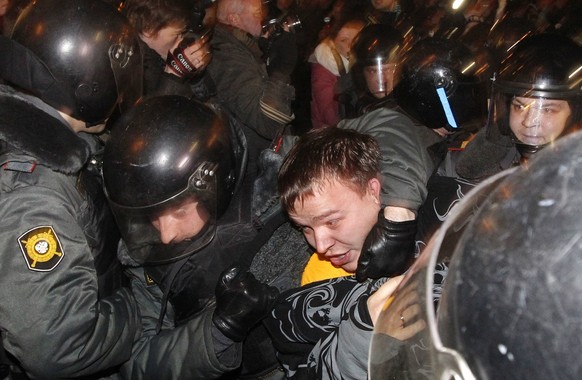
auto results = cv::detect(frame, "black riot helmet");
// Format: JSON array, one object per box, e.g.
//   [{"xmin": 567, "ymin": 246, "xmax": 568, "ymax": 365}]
[
  {"xmin": 2, "ymin": 0, "xmax": 142, "ymax": 125},
  {"xmin": 103, "ymin": 96, "xmax": 237, "ymax": 264},
  {"xmin": 370, "ymin": 130, "xmax": 582, "ymax": 380},
  {"xmin": 484, "ymin": 16, "xmax": 535, "ymax": 69},
  {"xmin": 489, "ymin": 33, "xmax": 582, "ymax": 159},
  {"xmin": 351, "ymin": 23, "xmax": 405, "ymax": 98},
  {"xmin": 393, "ymin": 37, "xmax": 489, "ymax": 131}
]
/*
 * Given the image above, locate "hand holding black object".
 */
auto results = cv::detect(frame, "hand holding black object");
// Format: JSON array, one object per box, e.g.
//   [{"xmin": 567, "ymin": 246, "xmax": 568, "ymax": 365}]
[
  {"xmin": 212, "ymin": 266, "xmax": 279, "ymax": 342},
  {"xmin": 356, "ymin": 211, "xmax": 417, "ymax": 282},
  {"xmin": 265, "ymin": 31, "xmax": 298, "ymax": 82}
]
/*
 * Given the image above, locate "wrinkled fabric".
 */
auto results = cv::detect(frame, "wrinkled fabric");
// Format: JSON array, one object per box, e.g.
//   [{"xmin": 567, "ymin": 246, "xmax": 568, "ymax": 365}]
[
  {"xmin": 207, "ymin": 24, "xmax": 294, "ymax": 141},
  {"xmin": 0, "ymin": 85, "xmax": 140, "ymax": 379}
]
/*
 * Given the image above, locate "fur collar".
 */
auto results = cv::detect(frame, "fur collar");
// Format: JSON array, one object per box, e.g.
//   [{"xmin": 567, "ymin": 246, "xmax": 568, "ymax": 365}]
[{"xmin": 0, "ymin": 85, "xmax": 90, "ymax": 174}]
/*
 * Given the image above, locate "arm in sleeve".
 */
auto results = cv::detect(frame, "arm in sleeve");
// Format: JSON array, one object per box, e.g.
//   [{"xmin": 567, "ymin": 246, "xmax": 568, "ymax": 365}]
[
  {"xmin": 208, "ymin": 36, "xmax": 294, "ymax": 140},
  {"xmin": 0, "ymin": 185, "xmax": 140, "ymax": 378},
  {"xmin": 264, "ymin": 277, "xmax": 375, "ymax": 379},
  {"xmin": 120, "ymin": 267, "xmax": 242, "ymax": 379},
  {"xmin": 310, "ymin": 63, "xmax": 340, "ymax": 129},
  {"xmin": 338, "ymin": 108, "xmax": 441, "ymax": 211},
  {"xmin": 314, "ymin": 293, "xmax": 375, "ymax": 379}
]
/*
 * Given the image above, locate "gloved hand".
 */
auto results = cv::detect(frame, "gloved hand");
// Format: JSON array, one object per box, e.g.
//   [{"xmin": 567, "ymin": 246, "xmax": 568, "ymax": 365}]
[
  {"xmin": 356, "ymin": 211, "xmax": 417, "ymax": 282},
  {"xmin": 265, "ymin": 31, "xmax": 298, "ymax": 83},
  {"xmin": 212, "ymin": 266, "xmax": 279, "ymax": 342}
]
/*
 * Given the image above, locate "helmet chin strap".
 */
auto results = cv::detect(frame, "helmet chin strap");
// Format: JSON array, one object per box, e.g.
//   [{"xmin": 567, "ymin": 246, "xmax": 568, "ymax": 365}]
[{"xmin": 514, "ymin": 141, "xmax": 547, "ymax": 161}]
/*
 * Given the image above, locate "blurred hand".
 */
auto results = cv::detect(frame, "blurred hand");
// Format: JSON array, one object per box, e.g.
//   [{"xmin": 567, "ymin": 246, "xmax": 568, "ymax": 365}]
[
  {"xmin": 265, "ymin": 31, "xmax": 298, "ymax": 83},
  {"xmin": 165, "ymin": 32, "xmax": 212, "ymax": 79},
  {"xmin": 369, "ymin": 277, "xmax": 426, "ymax": 341}
]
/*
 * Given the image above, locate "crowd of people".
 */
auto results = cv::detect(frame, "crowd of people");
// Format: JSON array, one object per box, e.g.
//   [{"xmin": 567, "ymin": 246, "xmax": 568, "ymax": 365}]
[{"xmin": 0, "ymin": 0, "xmax": 581, "ymax": 379}]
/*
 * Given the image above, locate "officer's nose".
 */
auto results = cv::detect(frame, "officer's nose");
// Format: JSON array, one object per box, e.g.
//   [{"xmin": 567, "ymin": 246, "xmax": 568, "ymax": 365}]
[
  {"xmin": 522, "ymin": 106, "xmax": 541, "ymax": 129},
  {"xmin": 153, "ymin": 215, "xmax": 180, "ymax": 244}
]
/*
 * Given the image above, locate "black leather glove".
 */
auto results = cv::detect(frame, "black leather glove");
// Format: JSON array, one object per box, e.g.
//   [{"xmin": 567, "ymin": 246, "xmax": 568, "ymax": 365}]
[
  {"xmin": 265, "ymin": 31, "xmax": 298, "ymax": 83},
  {"xmin": 356, "ymin": 211, "xmax": 417, "ymax": 282},
  {"xmin": 212, "ymin": 266, "xmax": 279, "ymax": 342}
]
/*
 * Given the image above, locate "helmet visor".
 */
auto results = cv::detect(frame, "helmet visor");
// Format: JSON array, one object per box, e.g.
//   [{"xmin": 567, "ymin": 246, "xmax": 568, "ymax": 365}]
[
  {"xmin": 364, "ymin": 59, "xmax": 396, "ymax": 98},
  {"xmin": 109, "ymin": 39, "xmax": 143, "ymax": 117},
  {"xmin": 491, "ymin": 84, "xmax": 574, "ymax": 147},
  {"xmin": 108, "ymin": 163, "xmax": 219, "ymax": 265},
  {"xmin": 369, "ymin": 170, "xmax": 515, "ymax": 379}
]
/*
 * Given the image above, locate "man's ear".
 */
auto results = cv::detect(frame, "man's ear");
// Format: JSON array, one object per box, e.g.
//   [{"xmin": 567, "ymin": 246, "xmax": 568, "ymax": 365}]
[
  {"xmin": 368, "ymin": 177, "xmax": 382, "ymax": 204},
  {"xmin": 227, "ymin": 13, "xmax": 240, "ymax": 27}
]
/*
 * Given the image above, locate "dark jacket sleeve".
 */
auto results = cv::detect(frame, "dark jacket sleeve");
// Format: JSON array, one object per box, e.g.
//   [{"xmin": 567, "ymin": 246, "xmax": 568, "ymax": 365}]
[
  {"xmin": 207, "ymin": 25, "xmax": 295, "ymax": 141},
  {"xmin": 120, "ymin": 266, "xmax": 242, "ymax": 379},
  {"xmin": 0, "ymin": 172, "xmax": 140, "ymax": 378},
  {"xmin": 338, "ymin": 108, "xmax": 442, "ymax": 211}
]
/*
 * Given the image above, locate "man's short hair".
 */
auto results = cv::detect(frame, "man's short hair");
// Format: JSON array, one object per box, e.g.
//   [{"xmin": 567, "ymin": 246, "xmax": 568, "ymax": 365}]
[
  {"xmin": 122, "ymin": 0, "xmax": 191, "ymax": 35},
  {"xmin": 278, "ymin": 127, "xmax": 381, "ymax": 213},
  {"xmin": 216, "ymin": 0, "xmax": 256, "ymax": 24}
]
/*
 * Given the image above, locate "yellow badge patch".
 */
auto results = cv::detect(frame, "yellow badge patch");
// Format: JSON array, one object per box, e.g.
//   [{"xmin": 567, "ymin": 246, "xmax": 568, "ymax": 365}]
[
  {"xmin": 145, "ymin": 272, "xmax": 156, "ymax": 286},
  {"xmin": 18, "ymin": 226, "xmax": 64, "ymax": 272}
]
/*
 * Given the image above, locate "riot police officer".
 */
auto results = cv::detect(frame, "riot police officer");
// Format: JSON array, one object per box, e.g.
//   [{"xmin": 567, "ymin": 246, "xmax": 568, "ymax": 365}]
[
  {"xmin": 338, "ymin": 23, "xmax": 405, "ymax": 118},
  {"xmin": 102, "ymin": 95, "xmax": 293, "ymax": 379},
  {"xmin": 457, "ymin": 33, "xmax": 582, "ymax": 181},
  {"xmin": 0, "ymin": 0, "xmax": 142, "ymax": 377},
  {"xmin": 370, "ymin": 128, "xmax": 582, "ymax": 380}
]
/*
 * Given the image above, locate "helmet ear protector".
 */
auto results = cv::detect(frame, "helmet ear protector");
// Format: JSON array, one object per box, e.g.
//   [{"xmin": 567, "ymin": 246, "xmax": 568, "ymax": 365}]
[
  {"xmin": 393, "ymin": 37, "xmax": 489, "ymax": 131},
  {"xmin": 1, "ymin": 0, "xmax": 143, "ymax": 125}
]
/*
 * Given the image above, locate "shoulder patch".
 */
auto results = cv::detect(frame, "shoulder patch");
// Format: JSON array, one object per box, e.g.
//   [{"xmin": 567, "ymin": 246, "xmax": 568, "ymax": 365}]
[
  {"xmin": 18, "ymin": 226, "xmax": 64, "ymax": 272},
  {"xmin": 145, "ymin": 272, "xmax": 157, "ymax": 286}
]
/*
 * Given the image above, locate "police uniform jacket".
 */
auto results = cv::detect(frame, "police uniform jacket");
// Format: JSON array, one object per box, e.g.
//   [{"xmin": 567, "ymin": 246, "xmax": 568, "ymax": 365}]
[{"xmin": 0, "ymin": 85, "xmax": 140, "ymax": 379}]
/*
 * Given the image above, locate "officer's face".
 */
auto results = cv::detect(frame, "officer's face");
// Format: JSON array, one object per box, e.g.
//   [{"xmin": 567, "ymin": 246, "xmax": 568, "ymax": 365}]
[
  {"xmin": 371, "ymin": 0, "xmax": 397, "ymax": 12},
  {"xmin": 509, "ymin": 96, "xmax": 572, "ymax": 146},
  {"xmin": 151, "ymin": 198, "xmax": 210, "ymax": 244},
  {"xmin": 289, "ymin": 178, "xmax": 381, "ymax": 272},
  {"xmin": 363, "ymin": 62, "xmax": 396, "ymax": 98}
]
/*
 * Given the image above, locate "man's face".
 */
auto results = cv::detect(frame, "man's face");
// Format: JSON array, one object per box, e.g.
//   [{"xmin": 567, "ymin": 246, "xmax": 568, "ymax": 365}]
[
  {"xmin": 289, "ymin": 178, "xmax": 381, "ymax": 272},
  {"xmin": 371, "ymin": 0, "xmax": 396, "ymax": 12},
  {"xmin": 509, "ymin": 96, "xmax": 572, "ymax": 146},
  {"xmin": 465, "ymin": 0, "xmax": 496, "ymax": 19},
  {"xmin": 140, "ymin": 24, "xmax": 186, "ymax": 60},
  {"xmin": 363, "ymin": 62, "xmax": 396, "ymax": 98},
  {"xmin": 238, "ymin": 0, "xmax": 266, "ymax": 37},
  {"xmin": 150, "ymin": 197, "xmax": 210, "ymax": 244}
]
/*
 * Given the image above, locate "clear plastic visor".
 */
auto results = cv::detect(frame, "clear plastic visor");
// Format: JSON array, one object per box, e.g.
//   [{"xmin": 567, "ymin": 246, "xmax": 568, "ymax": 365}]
[
  {"xmin": 364, "ymin": 58, "xmax": 396, "ymax": 98},
  {"xmin": 109, "ymin": 40, "xmax": 143, "ymax": 117},
  {"xmin": 369, "ymin": 170, "xmax": 515, "ymax": 380},
  {"xmin": 108, "ymin": 173, "xmax": 218, "ymax": 265},
  {"xmin": 505, "ymin": 96, "xmax": 572, "ymax": 146}
]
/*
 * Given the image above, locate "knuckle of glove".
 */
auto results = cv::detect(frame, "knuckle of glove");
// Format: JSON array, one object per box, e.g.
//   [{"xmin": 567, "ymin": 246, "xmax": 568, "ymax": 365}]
[
  {"xmin": 213, "ymin": 280, "xmax": 279, "ymax": 342},
  {"xmin": 357, "ymin": 217, "xmax": 418, "ymax": 281}
]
